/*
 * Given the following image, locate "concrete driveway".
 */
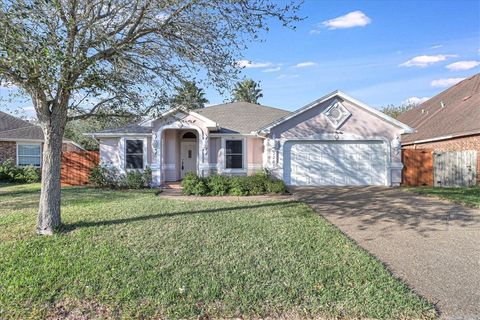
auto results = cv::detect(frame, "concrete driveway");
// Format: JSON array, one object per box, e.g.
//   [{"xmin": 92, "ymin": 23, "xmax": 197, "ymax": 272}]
[{"xmin": 291, "ymin": 186, "xmax": 480, "ymax": 320}]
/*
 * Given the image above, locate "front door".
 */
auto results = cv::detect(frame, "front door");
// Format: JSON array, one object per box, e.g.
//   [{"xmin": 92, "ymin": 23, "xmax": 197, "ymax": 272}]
[{"xmin": 180, "ymin": 142, "xmax": 197, "ymax": 178}]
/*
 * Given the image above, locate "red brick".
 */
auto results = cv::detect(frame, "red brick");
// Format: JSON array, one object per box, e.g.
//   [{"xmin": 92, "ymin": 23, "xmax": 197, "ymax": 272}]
[{"xmin": 0, "ymin": 141, "xmax": 16, "ymax": 164}]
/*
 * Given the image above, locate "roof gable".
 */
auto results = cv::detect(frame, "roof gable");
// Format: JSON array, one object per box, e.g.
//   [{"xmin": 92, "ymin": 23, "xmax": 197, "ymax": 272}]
[
  {"xmin": 259, "ymin": 90, "xmax": 414, "ymax": 134},
  {"xmin": 398, "ymin": 73, "xmax": 480, "ymax": 144}
]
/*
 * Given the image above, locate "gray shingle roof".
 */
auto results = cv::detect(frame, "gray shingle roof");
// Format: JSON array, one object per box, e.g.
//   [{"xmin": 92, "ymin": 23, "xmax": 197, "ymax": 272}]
[
  {"xmin": 0, "ymin": 111, "xmax": 34, "ymax": 131},
  {"xmin": 0, "ymin": 111, "xmax": 44, "ymax": 140},
  {"xmin": 398, "ymin": 73, "xmax": 480, "ymax": 144},
  {"xmin": 195, "ymin": 101, "xmax": 291, "ymax": 134},
  {"xmin": 94, "ymin": 124, "xmax": 152, "ymax": 134},
  {"xmin": 0, "ymin": 126, "xmax": 44, "ymax": 140}
]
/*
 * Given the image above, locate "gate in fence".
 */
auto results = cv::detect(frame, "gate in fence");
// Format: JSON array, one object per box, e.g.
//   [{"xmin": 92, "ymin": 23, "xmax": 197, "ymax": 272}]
[
  {"xmin": 402, "ymin": 149, "xmax": 478, "ymax": 187},
  {"xmin": 433, "ymin": 151, "xmax": 477, "ymax": 187}
]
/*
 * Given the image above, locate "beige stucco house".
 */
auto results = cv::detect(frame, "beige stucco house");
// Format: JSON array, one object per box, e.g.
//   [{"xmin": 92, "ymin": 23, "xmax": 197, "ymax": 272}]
[{"xmin": 89, "ymin": 90, "xmax": 413, "ymax": 187}]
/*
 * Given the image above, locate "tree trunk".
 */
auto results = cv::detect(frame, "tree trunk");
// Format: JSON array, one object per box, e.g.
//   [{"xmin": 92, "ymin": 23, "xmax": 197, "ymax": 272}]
[{"xmin": 36, "ymin": 109, "xmax": 66, "ymax": 235}]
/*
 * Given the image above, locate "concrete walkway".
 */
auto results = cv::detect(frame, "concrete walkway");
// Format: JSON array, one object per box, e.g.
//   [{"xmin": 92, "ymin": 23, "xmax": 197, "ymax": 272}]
[{"xmin": 292, "ymin": 187, "xmax": 480, "ymax": 320}]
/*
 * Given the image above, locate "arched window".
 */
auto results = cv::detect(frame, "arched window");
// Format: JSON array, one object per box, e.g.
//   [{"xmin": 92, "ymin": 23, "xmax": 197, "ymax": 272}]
[{"xmin": 182, "ymin": 132, "xmax": 197, "ymax": 139}]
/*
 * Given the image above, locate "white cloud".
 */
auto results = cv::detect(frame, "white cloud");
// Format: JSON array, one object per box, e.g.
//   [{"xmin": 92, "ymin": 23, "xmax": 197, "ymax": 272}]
[
  {"xmin": 236, "ymin": 60, "xmax": 273, "ymax": 68},
  {"xmin": 321, "ymin": 11, "xmax": 371, "ymax": 30},
  {"xmin": 263, "ymin": 67, "xmax": 281, "ymax": 72},
  {"xmin": 446, "ymin": 60, "xmax": 480, "ymax": 71},
  {"xmin": 402, "ymin": 96, "xmax": 430, "ymax": 105},
  {"xmin": 276, "ymin": 74, "xmax": 299, "ymax": 80},
  {"xmin": 430, "ymin": 45, "xmax": 443, "ymax": 49},
  {"xmin": 400, "ymin": 54, "xmax": 457, "ymax": 68},
  {"xmin": 294, "ymin": 61, "xmax": 317, "ymax": 68},
  {"xmin": 430, "ymin": 78, "xmax": 465, "ymax": 88}
]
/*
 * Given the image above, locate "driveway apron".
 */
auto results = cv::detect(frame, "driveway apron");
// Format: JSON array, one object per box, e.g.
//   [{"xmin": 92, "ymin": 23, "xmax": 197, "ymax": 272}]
[{"xmin": 292, "ymin": 186, "xmax": 480, "ymax": 320}]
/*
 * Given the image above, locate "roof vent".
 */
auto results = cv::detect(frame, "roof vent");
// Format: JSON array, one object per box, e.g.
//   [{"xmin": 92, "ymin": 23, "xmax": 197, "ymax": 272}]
[{"xmin": 440, "ymin": 101, "xmax": 446, "ymax": 108}]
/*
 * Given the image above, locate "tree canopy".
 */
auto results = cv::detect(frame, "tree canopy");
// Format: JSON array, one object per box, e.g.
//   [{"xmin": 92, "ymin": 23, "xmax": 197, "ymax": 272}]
[
  {"xmin": 232, "ymin": 79, "xmax": 263, "ymax": 104},
  {"xmin": 380, "ymin": 103, "xmax": 418, "ymax": 119},
  {"xmin": 171, "ymin": 81, "xmax": 209, "ymax": 110},
  {"xmin": 0, "ymin": 0, "xmax": 301, "ymax": 234}
]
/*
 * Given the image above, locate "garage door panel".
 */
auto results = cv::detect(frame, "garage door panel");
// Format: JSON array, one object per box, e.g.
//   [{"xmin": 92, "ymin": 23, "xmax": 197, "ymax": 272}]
[{"xmin": 286, "ymin": 141, "xmax": 386, "ymax": 186}]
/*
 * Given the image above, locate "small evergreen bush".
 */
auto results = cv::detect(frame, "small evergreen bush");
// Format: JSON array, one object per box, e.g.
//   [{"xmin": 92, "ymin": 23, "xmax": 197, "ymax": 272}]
[
  {"xmin": 206, "ymin": 174, "xmax": 230, "ymax": 196},
  {"xmin": 89, "ymin": 164, "xmax": 152, "ymax": 189},
  {"xmin": 181, "ymin": 171, "xmax": 287, "ymax": 196},
  {"xmin": 0, "ymin": 159, "xmax": 41, "ymax": 183}
]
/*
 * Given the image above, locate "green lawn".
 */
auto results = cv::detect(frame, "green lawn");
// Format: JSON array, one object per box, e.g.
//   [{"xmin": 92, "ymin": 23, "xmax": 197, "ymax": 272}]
[
  {"xmin": 409, "ymin": 186, "xmax": 480, "ymax": 208},
  {"xmin": 0, "ymin": 183, "xmax": 435, "ymax": 319}
]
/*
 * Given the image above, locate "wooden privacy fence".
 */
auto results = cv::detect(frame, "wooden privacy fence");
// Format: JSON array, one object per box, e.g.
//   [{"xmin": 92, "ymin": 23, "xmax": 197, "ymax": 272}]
[
  {"xmin": 434, "ymin": 151, "xmax": 477, "ymax": 187},
  {"xmin": 61, "ymin": 151, "xmax": 99, "ymax": 186},
  {"xmin": 402, "ymin": 149, "xmax": 478, "ymax": 187},
  {"xmin": 402, "ymin": 149, "xmax": 434, "ymax": 187}
]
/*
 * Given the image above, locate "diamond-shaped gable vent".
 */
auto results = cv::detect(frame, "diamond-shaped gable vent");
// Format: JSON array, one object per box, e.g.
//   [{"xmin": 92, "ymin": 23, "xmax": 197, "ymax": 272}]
[{"xmin": 323, "ymin": 100, "xmax": 351, "ymax": 129}]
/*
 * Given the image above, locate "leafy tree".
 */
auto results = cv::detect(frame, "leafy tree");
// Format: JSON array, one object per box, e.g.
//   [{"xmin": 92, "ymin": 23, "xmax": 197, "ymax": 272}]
[
  {"xmin": 380, "ymin": 103, "xmax": 418, "ymax": 119},
  {"xmin": 0, "ymin": 0, "xmax": 300, "ymax": 234},
  {"xmin": 232, "ymin": 79, "xmax": 263, "ymax": 104},
  {"xmin": 171, "ymin": 81, "xmax": 209, "ymax": 110},
  {"xmin": 65, "ymin": 112, "xmax": 141, "ymax": 150}
]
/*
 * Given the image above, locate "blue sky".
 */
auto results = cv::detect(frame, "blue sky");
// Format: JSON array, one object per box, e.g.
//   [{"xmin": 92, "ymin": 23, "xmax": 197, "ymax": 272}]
[
  {"xmin": 1, "ymin": 0, "xmax": 479, "ymax": 116},
  {"xmin": 206, "ymin": 0, "xmax": 480, "ymax": 110}
]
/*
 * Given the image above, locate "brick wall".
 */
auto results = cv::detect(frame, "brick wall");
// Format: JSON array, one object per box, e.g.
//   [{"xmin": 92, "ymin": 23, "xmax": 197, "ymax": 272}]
[
  {"xmin": 0, "ymin": 141, "xmax": 16, "ymax": 164},
  {"xmin": 403, "ymin": 134, "xmax": 480, "ymax": 185},
  {"xmin": 1, "ymin": 141, "xmax": 84, "ymax": 167}
]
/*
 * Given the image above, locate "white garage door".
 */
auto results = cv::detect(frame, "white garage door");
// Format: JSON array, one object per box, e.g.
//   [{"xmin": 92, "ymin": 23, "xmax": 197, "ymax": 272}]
[{"xmin": 286, "ymin": 141, "xmax": 387, "ymax": 186}]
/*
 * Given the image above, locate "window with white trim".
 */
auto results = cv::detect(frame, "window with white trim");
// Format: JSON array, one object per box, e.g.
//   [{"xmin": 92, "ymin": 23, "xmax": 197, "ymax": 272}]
[
  {"xmin": 125, "ymin": 140, "xmax": 144, "ymax": 169},
  {"xmin": 225, "ymin": 140, "xmax": 243, "ymax": 169},
  {"xmin": 17, "ymin": 144, "xmax": 41, "ymax": 167}
]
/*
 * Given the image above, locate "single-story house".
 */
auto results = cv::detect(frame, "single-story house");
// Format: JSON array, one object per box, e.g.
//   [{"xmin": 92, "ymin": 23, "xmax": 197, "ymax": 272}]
[
  {"xmin": 89, "ymin": 90, "xmax": 414, "ymax": 187},
  {"xmin": 0, "ymin": 111, "xmax": 84, "ymax": 167},
  {"xmin": 398, "ymin": 73, "xmax": 480, "ymax": 182}
]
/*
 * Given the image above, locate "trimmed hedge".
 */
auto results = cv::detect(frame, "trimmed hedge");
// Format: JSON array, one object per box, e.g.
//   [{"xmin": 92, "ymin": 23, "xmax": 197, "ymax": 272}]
[
  {"xmin": 182, "ymin": 171, "xmax": 287, "ymax": 196},
  {"xmin": 0, "ymin": 159, "xmax": 41, "ymax": 183}
]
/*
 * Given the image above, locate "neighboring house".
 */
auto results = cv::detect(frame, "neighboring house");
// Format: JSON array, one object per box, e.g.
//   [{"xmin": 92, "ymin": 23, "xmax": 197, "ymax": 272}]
[
  {"xmin": 398, "ymin": 73, "xmax": 480, "ymax": 181},
  {"xmin": 89, "ymin": 90, "xmax": 413, "ymax": 187},
  {"xmin": 0, "ymin": 111, "xmax": 84, "ymax": 167}
]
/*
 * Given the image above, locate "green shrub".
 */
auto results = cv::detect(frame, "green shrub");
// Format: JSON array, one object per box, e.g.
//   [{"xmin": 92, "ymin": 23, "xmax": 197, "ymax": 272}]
[
  {"xmin": 181, "ymin": 172, "xmax": 202, "ymax": 195},
  {"xmin": 181, "ymin": 171, "xmax": 287, "ymax": 196},
  {"xmin": 89, "ymin": 164, "xmax": 117, "ymax": 188},
  {"xmin": 89, "ymin": 164, "xmax": 151, "ymax": 189},
  {"xmin": 243, "ymin": 172, "xmax": 268, "ymax": 195},
  {"xmin": 120, "ymin": 171, "xmax": 145, "ymax": 189},
  {"xmin": 228, "ymin": 176, "xmax": 248, "ymax": 196},
  {"xmin": 265, "ymin": 178, "xmax": 287, "ymax": 194},
  {"xmin": 0, "ymin": 159, "xmax": 41, "ymax": 183},
  {"xmin": 143, "ymin": 166, "xmax": 153, "ymax": 187},
  {"xmin": 0, "ymin": 159, "xmax": 17, "ymax": 181},
  {"xmin": 206, "ymin": 174, "xmax": 230, "ymax": 196},
  {"xmin": 18, "ymin": 165, "xmax": 41, "ymax": 183}
]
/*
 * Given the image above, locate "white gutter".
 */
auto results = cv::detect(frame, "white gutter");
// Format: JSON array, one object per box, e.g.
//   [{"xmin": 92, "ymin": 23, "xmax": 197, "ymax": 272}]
[{"xmin": 402, "ymin": 130, "xmax": 480, "ymax": 145}]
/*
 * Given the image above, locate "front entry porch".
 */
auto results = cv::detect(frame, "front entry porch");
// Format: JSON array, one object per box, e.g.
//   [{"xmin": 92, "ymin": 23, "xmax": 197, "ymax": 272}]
[{"xmin": 152, "ymin": 123, "xmax": 210, "ymax": 187}]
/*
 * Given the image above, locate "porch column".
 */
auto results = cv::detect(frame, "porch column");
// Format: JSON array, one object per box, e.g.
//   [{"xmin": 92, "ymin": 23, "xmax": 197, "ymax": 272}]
[
  {"xmin": 151, "ymin": 130, "xmax": 162, "ymax": 186},
  {"xmin": 199, "ymin": 131, "xmax": 210, "ymax": 177}
]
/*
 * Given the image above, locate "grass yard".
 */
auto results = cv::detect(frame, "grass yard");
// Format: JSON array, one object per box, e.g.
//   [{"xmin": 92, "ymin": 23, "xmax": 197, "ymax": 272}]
[
  {"xmin": 0, "ymin": 183, "xmax": 435, "ymax": 319},
  {"xmin": 409, "ymin": 186, "xmax": 480, "ymax": 208}
]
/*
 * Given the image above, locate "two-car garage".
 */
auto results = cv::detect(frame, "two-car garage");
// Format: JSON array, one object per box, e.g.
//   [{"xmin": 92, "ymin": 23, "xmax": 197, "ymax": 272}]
[
  {"xmin": 261, "ymin": 91, "xmax": 414, "ymax": 187},
  {"xmin": 284, "ymin": 140, "xmax": 388, "ymax": 186}
]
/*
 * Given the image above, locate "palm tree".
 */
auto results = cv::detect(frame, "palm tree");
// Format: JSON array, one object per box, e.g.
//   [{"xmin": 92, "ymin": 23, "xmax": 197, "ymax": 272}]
[
  {"xmin": 232, "ymin": 79, "xmax": 263, "ymax": 104},
  {"xmin": 171, "ymin": 81, "xmax": 209, "ymax": 110}
]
